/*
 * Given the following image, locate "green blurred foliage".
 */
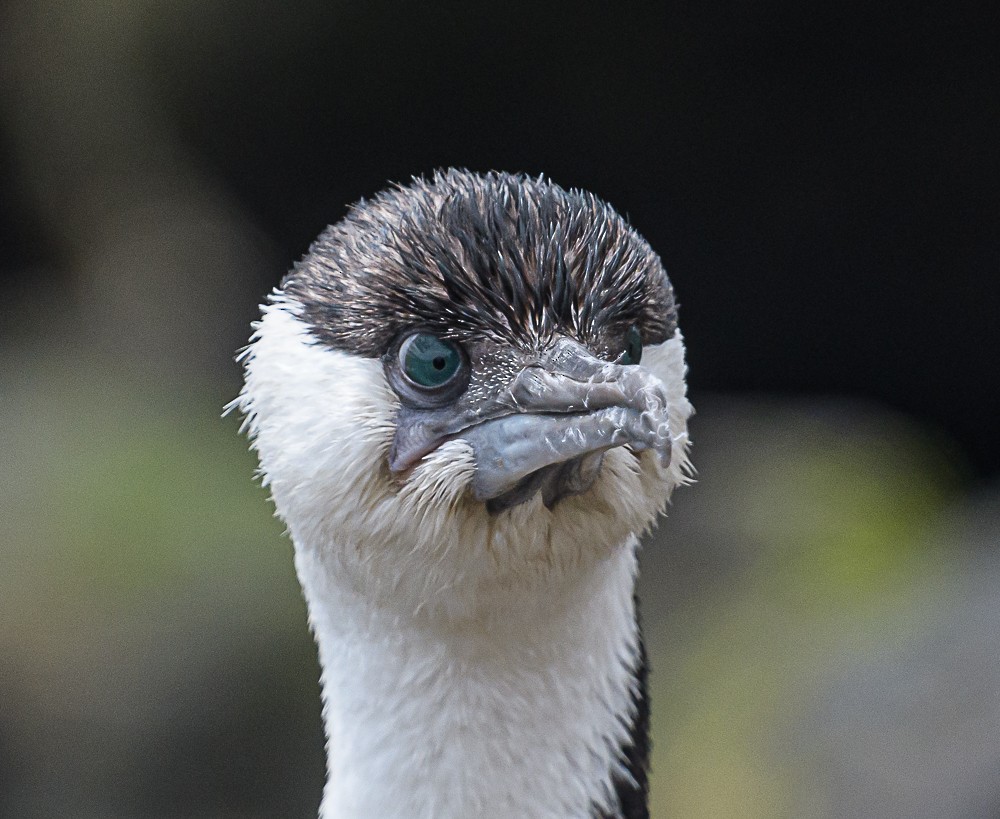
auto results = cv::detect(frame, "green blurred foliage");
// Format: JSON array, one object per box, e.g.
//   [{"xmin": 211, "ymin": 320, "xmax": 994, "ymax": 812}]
[
  {"xmin": 644, "ymin": 407, "xmax": 963, "ymax": 818},
  {"xmin": 1, "ymin": 354, "xmax": 324, "ymax": 816}
]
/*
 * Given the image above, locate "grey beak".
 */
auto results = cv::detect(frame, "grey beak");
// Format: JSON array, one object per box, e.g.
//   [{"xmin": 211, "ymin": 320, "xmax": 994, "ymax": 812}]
[{"xmin": 390, "ymin": 337, "xmax": 672, "ymax": 512}]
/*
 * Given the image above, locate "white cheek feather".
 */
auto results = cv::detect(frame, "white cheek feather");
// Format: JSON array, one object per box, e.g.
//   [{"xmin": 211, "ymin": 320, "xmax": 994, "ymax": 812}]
[
  {"xmin": 642, "ymin": 330, "xmax": 696, "ymax": 491},
  {"xmin": 234, "ymin": 294, "xmax": 693, "ymax": 818}
]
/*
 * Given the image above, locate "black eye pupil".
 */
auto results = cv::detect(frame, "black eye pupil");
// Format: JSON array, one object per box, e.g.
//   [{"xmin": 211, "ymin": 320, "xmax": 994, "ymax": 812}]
[{"xmin": 433, "ymin": 357, "xmax": 445, "ymax": 370}]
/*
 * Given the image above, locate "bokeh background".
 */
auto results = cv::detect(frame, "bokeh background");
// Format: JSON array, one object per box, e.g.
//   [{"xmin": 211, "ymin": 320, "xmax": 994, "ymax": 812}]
[{"xmin": 1, "ymin": 1, "xmax": 998, "ymax": 817}]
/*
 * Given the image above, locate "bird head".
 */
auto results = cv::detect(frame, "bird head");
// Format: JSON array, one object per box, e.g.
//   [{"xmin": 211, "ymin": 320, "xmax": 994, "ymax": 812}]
[{"xmin": 235, "ymin": 171, "xmax": 692, "ymax": 619}]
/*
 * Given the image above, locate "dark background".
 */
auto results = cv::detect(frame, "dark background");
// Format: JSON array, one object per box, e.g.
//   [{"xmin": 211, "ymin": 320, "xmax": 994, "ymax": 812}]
[
  {"xmin": 3, "ymin": 0, "xmax": 998, "ymax": 477},
  {"xmin": 2, "ymin": 1, "xmax": 998, "ymax": 817}
]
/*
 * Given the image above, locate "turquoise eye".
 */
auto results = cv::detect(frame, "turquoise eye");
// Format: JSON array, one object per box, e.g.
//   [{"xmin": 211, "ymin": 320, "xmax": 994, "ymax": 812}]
[
  {"xmin": 620, "ymin": 325, "xmax": 643, "ymax": 366},
  {"xmin": 399, "ymin": 333, "xmax": 463, "ymax": 388}
]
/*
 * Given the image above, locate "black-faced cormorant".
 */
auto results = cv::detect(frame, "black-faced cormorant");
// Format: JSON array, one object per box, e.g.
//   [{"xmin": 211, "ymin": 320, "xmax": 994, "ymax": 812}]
[{"xmin": 234, "ymin": 169, "xmax": 693, "ymax": 818}]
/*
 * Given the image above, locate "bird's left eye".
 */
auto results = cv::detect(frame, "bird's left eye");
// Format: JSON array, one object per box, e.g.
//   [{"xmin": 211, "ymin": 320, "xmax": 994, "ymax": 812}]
[
  {"xmin": 399, "ymin": 332, "xmax": 464, "ymax": 388},
  {"xmin": 618, "ymin": 325, "xmax": 643, "ymax": 366}
]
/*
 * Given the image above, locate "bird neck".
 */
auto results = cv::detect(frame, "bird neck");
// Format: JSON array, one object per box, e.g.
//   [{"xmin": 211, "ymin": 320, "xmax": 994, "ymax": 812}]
[{"xmin": 294, "ymin": 534, "xmax": 645, "ymax": 819}]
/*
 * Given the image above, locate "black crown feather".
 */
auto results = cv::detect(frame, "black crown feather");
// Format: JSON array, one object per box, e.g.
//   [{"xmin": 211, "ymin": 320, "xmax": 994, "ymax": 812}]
[{"xmin": 283, "ymin": 169, "xmax": 677, "ymax": 358}]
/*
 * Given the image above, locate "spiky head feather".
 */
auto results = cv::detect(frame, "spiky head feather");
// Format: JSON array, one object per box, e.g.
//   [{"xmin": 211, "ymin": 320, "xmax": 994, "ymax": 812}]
[{"xmin": 283, "ymin": 170, "xmax": 677, "ymax": 359}]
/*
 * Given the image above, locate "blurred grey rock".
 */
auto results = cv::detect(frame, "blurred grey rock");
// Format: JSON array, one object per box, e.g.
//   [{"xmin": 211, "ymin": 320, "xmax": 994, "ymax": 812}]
[{"xmin": 791, "ymin": 492, "xmax": 1000, "ymax": 819}]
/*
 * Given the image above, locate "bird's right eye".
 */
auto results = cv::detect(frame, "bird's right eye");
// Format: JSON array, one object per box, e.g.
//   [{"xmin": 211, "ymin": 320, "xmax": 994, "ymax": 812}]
[{"xmin": 399, "ymin": 332, "xmax": 464, "ymax": 389}]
